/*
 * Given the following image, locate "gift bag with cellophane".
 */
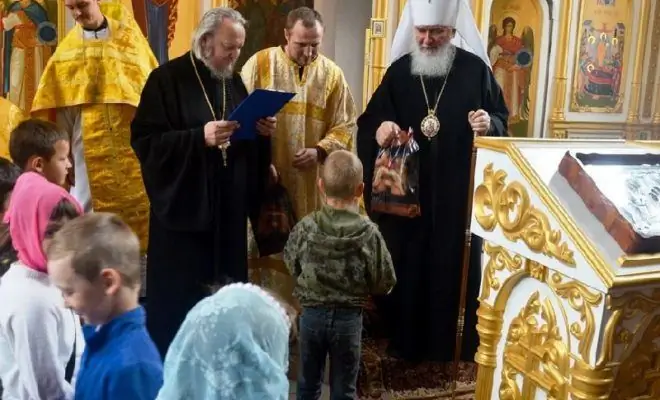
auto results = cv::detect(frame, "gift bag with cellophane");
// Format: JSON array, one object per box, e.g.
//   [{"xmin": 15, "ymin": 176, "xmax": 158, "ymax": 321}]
[{"xmin": 370, "ymin": 129, "xmax": 421, "ymax": 218}]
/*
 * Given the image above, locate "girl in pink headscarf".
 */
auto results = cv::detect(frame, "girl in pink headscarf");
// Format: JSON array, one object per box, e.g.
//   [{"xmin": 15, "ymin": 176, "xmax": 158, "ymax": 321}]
[{"xmin": 0, "ymin": 172, "xmax": 83, "ymax": 400}]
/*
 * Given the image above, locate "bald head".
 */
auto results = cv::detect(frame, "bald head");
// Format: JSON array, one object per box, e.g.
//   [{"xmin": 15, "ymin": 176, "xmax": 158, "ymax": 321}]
[{"xmin": 320, "ymin": 150, "xmax": 364, "ymax": 200}]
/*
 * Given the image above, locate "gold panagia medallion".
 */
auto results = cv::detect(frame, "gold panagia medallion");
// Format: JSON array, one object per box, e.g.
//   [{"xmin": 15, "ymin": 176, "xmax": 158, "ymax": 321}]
[{"xmin": 421, "ymin": 113, "xmax": 440, "ymax": 139}]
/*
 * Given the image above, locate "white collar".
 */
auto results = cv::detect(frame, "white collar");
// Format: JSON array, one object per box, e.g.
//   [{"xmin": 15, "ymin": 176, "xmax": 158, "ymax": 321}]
[{"xmin": 82, "ymin": 26, "xmax": 110, "ymax": 40}]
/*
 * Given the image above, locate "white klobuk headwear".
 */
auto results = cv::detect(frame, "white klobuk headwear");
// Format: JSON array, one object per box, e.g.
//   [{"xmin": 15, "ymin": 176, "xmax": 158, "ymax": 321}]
[{"xmin": 390, "ymin": 0, "xmax": 490, "ymax": 68}]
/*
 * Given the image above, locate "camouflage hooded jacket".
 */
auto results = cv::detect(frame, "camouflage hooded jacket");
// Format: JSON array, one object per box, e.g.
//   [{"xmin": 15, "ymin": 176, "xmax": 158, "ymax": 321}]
[{"xmin": 283, "ymin": 205, "xmax": 396, "ymax": 307}]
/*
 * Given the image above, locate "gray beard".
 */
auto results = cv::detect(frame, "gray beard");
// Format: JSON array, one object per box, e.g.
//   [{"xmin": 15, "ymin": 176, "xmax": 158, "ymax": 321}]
[
  {"xmin": 410, "ymin": 43, "xmax": 456, "ymax": 77},
  {"xmin": 201, "ymin": 54, "xmax": 234, "ymax": 79}
]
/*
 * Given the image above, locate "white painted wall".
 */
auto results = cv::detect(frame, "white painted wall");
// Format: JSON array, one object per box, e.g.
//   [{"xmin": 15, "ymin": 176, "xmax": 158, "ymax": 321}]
[
  {"xmin": 315, "ymin": 0, "xmax": 337, "ymax": 59},
  {"xmin": 332, "ymin": 0, "xmax": 372, "ymax": 111},
  {"xmin": 316, "ymin": 0, "xmax": 372, "ymax": 111}
]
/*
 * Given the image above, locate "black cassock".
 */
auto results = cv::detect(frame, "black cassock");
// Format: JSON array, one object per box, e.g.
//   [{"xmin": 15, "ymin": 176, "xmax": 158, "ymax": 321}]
[
  {"xmin": 131, "ymin": 52, "xmax": 270, "ymax": 357},
  {"xmin": 357, "ymin": 48, "xmax": 508, "ymax": 362}
]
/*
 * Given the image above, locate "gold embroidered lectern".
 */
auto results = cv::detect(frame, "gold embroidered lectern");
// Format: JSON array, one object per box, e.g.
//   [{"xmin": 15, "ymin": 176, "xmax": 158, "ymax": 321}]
[{"xmin": 470, "ymin": 137, "xmax": 660, "ymax": 399}]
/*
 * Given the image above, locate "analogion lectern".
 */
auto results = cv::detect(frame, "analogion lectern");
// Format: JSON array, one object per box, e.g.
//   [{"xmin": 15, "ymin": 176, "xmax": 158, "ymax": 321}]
[{"xmin": 469, "ymin": 137, "xmax": 660, "ymax": 399}]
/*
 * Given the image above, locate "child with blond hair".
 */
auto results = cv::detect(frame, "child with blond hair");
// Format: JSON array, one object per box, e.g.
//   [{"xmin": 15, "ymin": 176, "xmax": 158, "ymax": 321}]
[
  {"xmin": 46, "ymin": 213, "xmax": 162, "ymax": 399},
  {"xmin": 47, "ymin": 213, "xmax": 163, "ymax": 400},
  {"xmin": 284, "ymin": 150, "xmax": 397, "ymax": 399}
]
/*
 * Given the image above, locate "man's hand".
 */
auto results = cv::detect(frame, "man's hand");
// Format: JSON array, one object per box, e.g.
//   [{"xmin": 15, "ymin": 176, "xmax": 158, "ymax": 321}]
[
  {"xmin": 292, "ymin": 148, "xmax": 318, "ymax": 170},
  {"xmin": 204, "ymin": 120, "xmax": 239, "ymax": 147},
  {"xmin": 376, "ymin": 121, "xmax": 401, "ymax": 147},
  {"xmin": 468, "ymin": 109, "xmax": 491, "ymax": 136},
  {"xmin": 256, "ymin": 117, "xmax": 277, "ymax": 137}
]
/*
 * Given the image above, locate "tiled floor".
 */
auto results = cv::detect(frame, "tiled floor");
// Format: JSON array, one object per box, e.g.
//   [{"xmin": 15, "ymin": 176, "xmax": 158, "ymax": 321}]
[{"xmin": 288, "ymin": 381, "xmax": 330, "ymax": 399}]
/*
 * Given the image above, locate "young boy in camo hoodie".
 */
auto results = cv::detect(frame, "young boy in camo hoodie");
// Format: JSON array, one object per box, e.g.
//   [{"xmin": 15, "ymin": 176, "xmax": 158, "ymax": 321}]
[{"xmin": 283, "ymin": 149, "xmax": 396, "ymax": 399}]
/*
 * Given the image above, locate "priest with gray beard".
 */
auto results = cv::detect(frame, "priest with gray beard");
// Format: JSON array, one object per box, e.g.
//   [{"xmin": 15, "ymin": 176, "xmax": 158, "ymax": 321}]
[
  {"xmin": 357, "ymin": 0, "xmax": 508, "ymax": 363},
  {"xmin": 130, "ymin": 7, "xmax": 274, "ymax": 357}
]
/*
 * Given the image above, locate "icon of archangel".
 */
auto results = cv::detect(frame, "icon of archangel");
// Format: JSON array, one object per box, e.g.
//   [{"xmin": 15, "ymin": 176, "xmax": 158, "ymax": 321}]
[{"xmin": 488, "ymin": 16, "xmax": 534, "ymax": 136}]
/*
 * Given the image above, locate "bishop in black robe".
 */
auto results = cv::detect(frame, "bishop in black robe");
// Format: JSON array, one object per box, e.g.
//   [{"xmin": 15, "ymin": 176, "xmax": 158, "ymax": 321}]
[
  {"xmin": 357, "ymin": 48, "xmax": 508, "ymax": 362},
  {"xmin": 131, "ymin": 51, "xmax": 271, "ymax": 357}
]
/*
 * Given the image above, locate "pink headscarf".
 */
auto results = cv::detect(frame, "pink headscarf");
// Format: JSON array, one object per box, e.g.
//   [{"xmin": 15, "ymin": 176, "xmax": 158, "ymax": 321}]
[{"xmin": 3, "ymin": 172, "xmax": 83, "ymax": 273}]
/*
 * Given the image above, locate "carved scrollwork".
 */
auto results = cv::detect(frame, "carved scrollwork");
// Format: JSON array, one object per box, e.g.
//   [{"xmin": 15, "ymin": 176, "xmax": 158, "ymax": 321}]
[
  {"xmin": 599, "ymin": 289, "xmax": 660, "ymax": 366},
  {"xmin": 479, "ymin": 245, "xmax": 601, "ymax": 364},
  {"xmin": 547, "ymin": 272, "xmax": 603, "ymax": 363},
  {"xmin": 610, "ymin": 314, "xmax": 660, "ymax": 399},
  {"xmin": 479, "ymin": 242, "xmax": 525, "ymax": 301},
  {"xmin": 474, "ymin": 163, "xmax": 576, "ymax": 266},
  {"xmin": 526, "ymin": 259, "xmax": 548, "ymax": 282},
  {"xmin": 499, "ymin": 291, "xmax": 570, "ymax": 400},
  {"xmin": 611, "ymin": 289, "xmax": 660, "ymax": 348},
  {"xmin": 611, "ymin": 289, "xmax": 660, "ymax": 320}
]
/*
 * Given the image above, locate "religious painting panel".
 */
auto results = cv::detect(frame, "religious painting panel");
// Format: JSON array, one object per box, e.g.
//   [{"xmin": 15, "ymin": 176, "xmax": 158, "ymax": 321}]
[
  {"xmin": 570, "ymin": 0, "xmax": 631, "ymax": 113},
  {"xmin": 131, "ymin": 0, "xmax": 179, "ymax": 64},
  {"xmin": 0, "ymin": 0, "xmax": 58, "ymax": 111},
  {"xmin": 228, "ymin": 0, "xmax": 314, "ymax": 70},
  {"xmin": 488, "ymin": 0, "xmax": 542, "ymax": 137}
]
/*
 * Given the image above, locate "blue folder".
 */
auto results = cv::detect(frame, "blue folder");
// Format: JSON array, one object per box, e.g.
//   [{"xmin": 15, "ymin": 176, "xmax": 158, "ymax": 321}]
[{"xmin": 228, "ymin": 89, "xmax": 296, "ymax": 140}]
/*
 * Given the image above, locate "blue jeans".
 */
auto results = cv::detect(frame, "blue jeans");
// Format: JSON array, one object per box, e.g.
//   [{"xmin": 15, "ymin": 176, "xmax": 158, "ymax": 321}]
[{"xmin": 297, "ymin": 306, "xmax": 363, "ymax": 400}]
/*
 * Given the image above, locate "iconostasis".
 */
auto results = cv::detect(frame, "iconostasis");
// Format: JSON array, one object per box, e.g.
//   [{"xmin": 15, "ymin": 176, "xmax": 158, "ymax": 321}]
[
  {"xmin": 3, "ymin": 1, "xmax": 658, "ymax": 140},
  {"xmin": 475, "ymin": 0, "xmax": 660, "ymax": 139},
  {"xmin": 370, "ymin": 0, "xmax": 660, "ymax": 139}
]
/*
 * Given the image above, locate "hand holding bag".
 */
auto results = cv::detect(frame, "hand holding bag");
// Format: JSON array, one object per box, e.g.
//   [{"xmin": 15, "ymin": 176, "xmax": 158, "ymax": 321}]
[{"xmin": 370, "ymin": 128, "xmax": 421, "ymax": 218}]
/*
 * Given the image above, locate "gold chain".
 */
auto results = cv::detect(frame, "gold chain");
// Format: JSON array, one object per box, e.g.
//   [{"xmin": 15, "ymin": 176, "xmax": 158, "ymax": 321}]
[
  {"xmin": 420, "ymin": 74, "xmax": 449, "ymax": 115},
  {"xmin": 190, "ymin": 51, "xmax": 226, "ymax": 120},
  {"xmin": 190, "ymin": 51, "xmax": 229, "ymax": 166}
]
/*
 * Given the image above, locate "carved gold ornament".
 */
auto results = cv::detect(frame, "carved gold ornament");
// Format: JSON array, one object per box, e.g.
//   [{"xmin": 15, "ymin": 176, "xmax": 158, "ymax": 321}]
[
  {"xmin": 499, "ymin": 291, "xmax": 570, "ymax": 400},
  {"xmin": 597, "ymin": 289, "xmax": 660, "ymax": 370},
  {"xmin": 609, "ymin": 289, "xmax": 660, "ymax": 348},
  {"xmin": 609, "ymin": 313, "xmax": 660, "ymax": 399},
  {"xmin": 474, "ymin": 245, "xmax": 614, "ymax": 398},
  {"xmin": 474, "ymin": 163, "xmax": 576, "ymax": 266},
  {"xmin": 526, "ymin": 259, "xmax": 548, "ymax": 282},
  {"xmin": 591, "ymin": 290, "xmax": 660, "ymax": 398},
  {"xmin": 547, "ymin": 272, "xmax": 602, "ymax": 363},
  {"xmin": 480, "ymin": 242, "xmax": 525, "ymax": 301},
  {"xmin": 479, "ymin": 243, "xmax": 601, "ymax": 363}
]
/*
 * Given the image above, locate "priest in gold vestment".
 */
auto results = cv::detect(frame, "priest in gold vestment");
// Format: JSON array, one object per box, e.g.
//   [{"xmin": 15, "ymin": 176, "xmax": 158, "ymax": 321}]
[
  {"xmin": 241, "ymin": 6, "xmax": 357, "ymax": 220},
  {"xmin": 241, "ymin": 6, "xmax": 357, "ymax": 304},
  {"xmin": 30, "ymin": 0, "xmax": 157, "ymax": 252}
]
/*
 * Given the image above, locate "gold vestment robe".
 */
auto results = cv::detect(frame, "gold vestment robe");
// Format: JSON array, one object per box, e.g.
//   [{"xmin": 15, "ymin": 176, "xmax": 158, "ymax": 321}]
[
  {"xmin": 241, "ymin": 47, "xmax": 358, "ymax": 306},
  {"xmin": 241, "ymin": 47, "xmax": 358, "ymax": 220},
  {"xmin": 31, "ymin": 3, "xmax": 158, "ymax": 252}
]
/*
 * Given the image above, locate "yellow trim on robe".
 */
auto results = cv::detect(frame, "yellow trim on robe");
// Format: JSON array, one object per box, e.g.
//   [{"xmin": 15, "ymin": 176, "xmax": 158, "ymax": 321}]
[
  {"xmin": 240, "ymin": 46, "xmax": 358, "ymax": 220},
  {"xmin": 31, "ymin": 2, "xmax": 158, "ymax": 252},
  {"xmin": 0, "ymin": 98, "xmax": 27, "ymax": 160}
]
